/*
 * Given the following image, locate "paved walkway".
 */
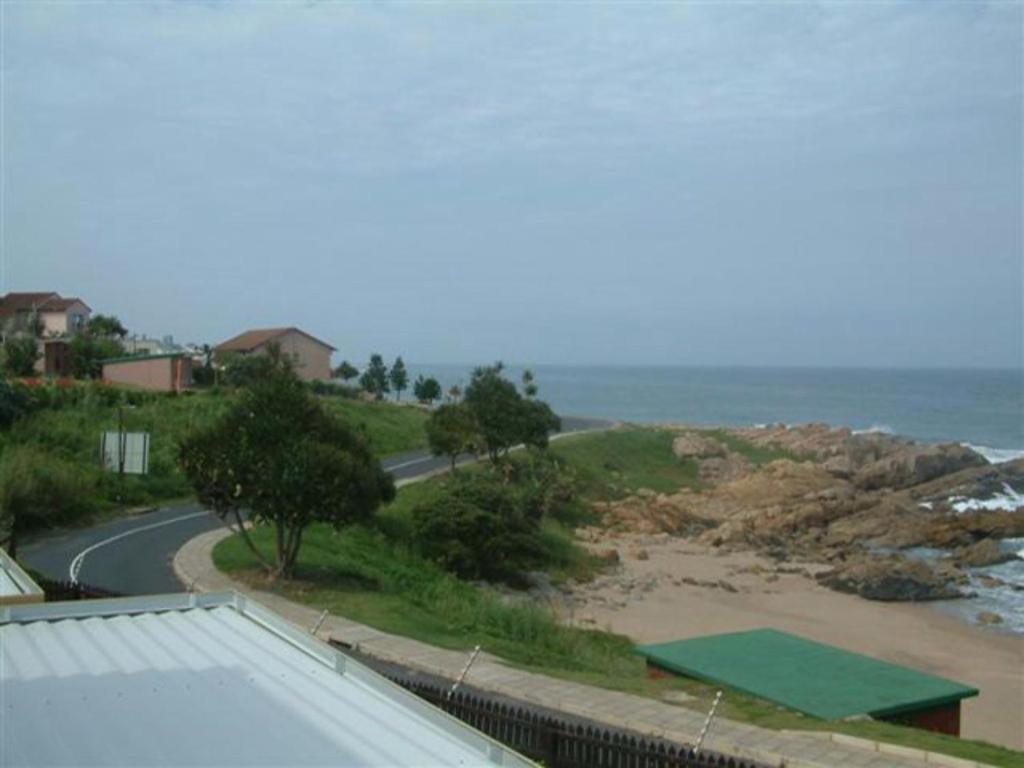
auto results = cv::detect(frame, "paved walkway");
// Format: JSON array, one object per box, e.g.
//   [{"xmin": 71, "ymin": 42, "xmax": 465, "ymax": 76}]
[{"xmin": 174, "ymin": 528, "xmax": 989, "ymax": 768}]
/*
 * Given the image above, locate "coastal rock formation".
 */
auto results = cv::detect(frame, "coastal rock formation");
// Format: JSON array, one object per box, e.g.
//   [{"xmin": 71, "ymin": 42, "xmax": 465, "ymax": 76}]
[
  {"xmin": 816, "ymin": 556, "xmax": 961, "ymax": 601},
  {"xmin": 853, "ymin": 444, "xmax": 987, "ymax": 491},
  {"xmin": 591, "ymin": 424, "xmax": 1023, "ymax": 603}
]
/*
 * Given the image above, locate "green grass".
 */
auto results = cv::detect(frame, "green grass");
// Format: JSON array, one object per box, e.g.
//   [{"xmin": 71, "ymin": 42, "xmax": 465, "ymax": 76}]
[
  {"xmin": 5, "ymin": 389, "xmax": 428, "ymax": 521},
  {"xmin": 214, "ymin": 514, "xmax": 636, "ymax": 677},
  {"xmin": 320, "ymin": 399, "xmax": 428, "ymax": 456},
  {"xmin": 551, "ymin": 427, "xmax": 700, "ymax": 500},
  {"xmin": 696, "ymin": 428, "xmax": 798, "ymax": 466}
]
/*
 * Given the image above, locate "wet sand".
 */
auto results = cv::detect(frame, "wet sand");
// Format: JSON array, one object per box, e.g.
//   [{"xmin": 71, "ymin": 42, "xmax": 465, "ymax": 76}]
[{"xmin": 568, "ymin": 535, "xmax": 1024, "ymax": 749}]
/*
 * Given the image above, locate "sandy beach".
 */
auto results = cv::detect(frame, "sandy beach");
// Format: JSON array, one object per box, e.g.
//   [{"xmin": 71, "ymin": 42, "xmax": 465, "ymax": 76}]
[{"xmin": 568, "ymin": 533, "xmax": 1024, "ymax": 750}]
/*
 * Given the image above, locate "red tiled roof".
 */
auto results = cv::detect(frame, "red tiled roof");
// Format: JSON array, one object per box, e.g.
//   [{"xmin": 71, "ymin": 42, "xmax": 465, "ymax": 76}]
[
  {"xmin": 215, "ymin": 327, "xmax": 336, "ymax": 352},
  {"xmin": 0, "ymin": 292, "xmax": 91, "ymax": 317}
]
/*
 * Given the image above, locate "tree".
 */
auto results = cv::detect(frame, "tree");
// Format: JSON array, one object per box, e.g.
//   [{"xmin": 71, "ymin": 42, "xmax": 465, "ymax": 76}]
[
  {"xmin": 413, "ymin": 375, "xmax": 442, "ymax": 405},
  {"xmin": 333, "ymin": 360, "xmax": 359, "ymax": 381},
  {"xmin": 389, "ymin": 357, "xmax": 408, "ymax": 401},
  {"xmin": 522, "ymin": 369, "xmax": 538, "ymax": 399},
  {"xmin": 446, "ymin": 384, "xmax": 462, "ymax": 403},
  {"xmin": 359, "ymin": 354, "xmax": 389, "ymax": 401},
  {"xmin": 3, "ymin": 337, "xmax": 40, "ymax": 377},
  {"xmin": 426, "ymin": 403, "xmax": 479, "ymax": 470},
  {"xmin": 86, "ymin": 314, "xmax": 128, "ymax": 339},
  {"xmin": 463, "ymin": 363, "xmax": 561, "ymax": 462},
  {"xmin": 221, "ymin": 343, "xmax": 295, "ymax": 388},
  {"xmin": 178, "ymin": 366, "xmax": 395, "ymax": 578},
  {"xmin": 69, "ymin": 334, "xmax": 125, "ymax": 379}
]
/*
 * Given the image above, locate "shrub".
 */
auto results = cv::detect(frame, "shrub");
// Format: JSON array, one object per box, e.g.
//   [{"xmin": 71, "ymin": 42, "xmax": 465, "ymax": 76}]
[
  {"xmin": 412, "ymin": 470, "xmax": 546, "ymax": 583},
  {"xmin": 0, "ymin": 445, "xmax": 94, "ymax": 555}
]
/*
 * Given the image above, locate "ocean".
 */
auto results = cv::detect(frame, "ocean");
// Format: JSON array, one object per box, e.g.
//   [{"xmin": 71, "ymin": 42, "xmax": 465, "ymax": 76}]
[
  {"xmin": 411, "ymin": 364, "xmax": 1023, "ymax": 455},
  {"xmin": 409, "ymin": 364, "xmax": 1024, "ymax": 632}
]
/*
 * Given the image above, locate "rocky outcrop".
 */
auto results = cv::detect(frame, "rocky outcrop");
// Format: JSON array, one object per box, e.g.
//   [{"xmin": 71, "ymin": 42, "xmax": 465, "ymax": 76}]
[
  {"xmin": 853, "ymin": 444, "xmax": 987, "ymax": 491},
  {"xmin": 952, "ymin": 538, "xmax": 1018, "ymax": 568},
  {"xmin": 817, "ymin": 556, "xmax": 961, "ymax": 601}
]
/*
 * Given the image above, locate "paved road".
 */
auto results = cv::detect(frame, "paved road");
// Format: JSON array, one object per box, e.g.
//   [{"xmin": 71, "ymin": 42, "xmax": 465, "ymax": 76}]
[{"xmin": 20, "ymin": 415, "xmax": 610, "ymax": 596}]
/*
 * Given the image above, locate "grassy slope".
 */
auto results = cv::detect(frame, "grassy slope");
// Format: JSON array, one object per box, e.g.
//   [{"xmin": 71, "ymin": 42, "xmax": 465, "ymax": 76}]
[
  {"xmin": 213, "ymin": 427, "xmax": 1021, "ymax": 766},
  {"xmin": 6, "ymin": 390, "xmax": 428, "ymax": 515}
]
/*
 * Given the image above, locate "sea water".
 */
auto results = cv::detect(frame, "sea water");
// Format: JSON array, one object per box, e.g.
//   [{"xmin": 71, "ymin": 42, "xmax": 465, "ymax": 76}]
[{"xmin": 409, "ymin": 364, "xmax": 1024, "ymax": 631}]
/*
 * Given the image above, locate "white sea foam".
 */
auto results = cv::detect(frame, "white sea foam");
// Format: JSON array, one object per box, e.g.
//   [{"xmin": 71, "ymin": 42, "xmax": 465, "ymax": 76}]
[
  {"xmin": 963, "ymin": 444, "xmax": 1024, "ymax": 464},
  {"xmin": 853, "ymin": 424, "xmax": 894, "ymax": 435},
  {"xmin": 949, "ymin": 483, "xmax": 1024, "ymax": 514}
]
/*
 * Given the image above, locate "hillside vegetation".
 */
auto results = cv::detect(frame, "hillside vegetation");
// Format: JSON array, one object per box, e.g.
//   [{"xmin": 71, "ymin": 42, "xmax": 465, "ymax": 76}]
[{"xmin": 2, "ymin": 383, "xmax": 428, "ymax": 527}]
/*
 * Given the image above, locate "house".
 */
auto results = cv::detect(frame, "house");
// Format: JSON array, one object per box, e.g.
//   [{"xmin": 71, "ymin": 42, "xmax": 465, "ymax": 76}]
[
  {"xmin": 0, "ymin": 591, "xmax": 535, "ymax": 767},
  {"xmin": 0, "ymin": 292, "xmax": 92, "ymax": 377},
  {"xmin": 0, "ymin": 291, "xmax": 91, "ymax": 338},
  {"xmin": 215, "ymin": 326, "xmax": 335, "ymax": 382},
  {"xmin": 102, "ymin": 352, "xmax": 193, "ymax": 392}
]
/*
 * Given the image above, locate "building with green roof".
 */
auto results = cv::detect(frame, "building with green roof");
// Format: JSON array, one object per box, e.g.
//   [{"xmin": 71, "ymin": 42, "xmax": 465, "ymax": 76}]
[{"xmin": 636, "ymin": 629, "xmax": 978, "ymax": 736}]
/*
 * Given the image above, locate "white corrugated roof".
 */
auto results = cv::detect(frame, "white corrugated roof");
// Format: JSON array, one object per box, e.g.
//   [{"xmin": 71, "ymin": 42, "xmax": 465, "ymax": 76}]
[
  {"xmin": 0, "ymin": 548, "xmax": 44, "ymax": 604},
  {"xmin": 0, "ymin": 592, "xmax": 535, "ymax": 767}
]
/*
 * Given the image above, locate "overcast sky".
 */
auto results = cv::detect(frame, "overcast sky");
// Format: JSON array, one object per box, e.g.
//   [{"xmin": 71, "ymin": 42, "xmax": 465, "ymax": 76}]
[{"xmin": 2, "ymin": 2, "xmax": 1021, "ymax": 368}]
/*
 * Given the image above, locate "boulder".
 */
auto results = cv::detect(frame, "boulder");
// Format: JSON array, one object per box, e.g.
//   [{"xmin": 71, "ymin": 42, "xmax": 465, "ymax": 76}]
[
  {"xmin": 977, "ymin": 611, "xmax": 1004, "ymax": 625},
  {"xmin": 854, "ymin": 444, "xmax": 987, "ymax": 491},
  {"xmin": 817, "ymin": 556, "xmax": 962, "ymax": 601},
  {"xmin": 952, "ymin": 539, "xmax": 1018, "ymax": 569},
  {"xmin": 672, "ymin": 433, "xmax": 726, "ymax": 460}
]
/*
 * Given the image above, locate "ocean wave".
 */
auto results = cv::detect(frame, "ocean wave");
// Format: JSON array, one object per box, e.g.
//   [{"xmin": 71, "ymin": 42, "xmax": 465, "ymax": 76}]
[
  {"xmin": 963, "ymin": 444, "xmax": 1024, "ymax": 464},
  {"xmin": 853, "ymin": 424, "xmax": 894, "ymax": 435},
  {"xmin": 950, "ymin": 483, "xmax": 1024, "ymax": 514}
]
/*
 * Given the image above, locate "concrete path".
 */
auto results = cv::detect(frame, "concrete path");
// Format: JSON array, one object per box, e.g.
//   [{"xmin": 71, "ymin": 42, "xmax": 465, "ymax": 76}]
[{"xmin": 174, "ymin": 528, "xmax": 990, "ymax": 768}]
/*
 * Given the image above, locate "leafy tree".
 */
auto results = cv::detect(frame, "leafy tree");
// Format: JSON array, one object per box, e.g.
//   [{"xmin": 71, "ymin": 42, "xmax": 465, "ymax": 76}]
[
  {"xmin": 464, "ymin": 363, "xmax": 561, "ymax": 462},
  {"xmin": 333, "ymin": 360, "xmax": 359, "ymax": 381},
  {"xmin": 69, "ymin": 334, "xmax": 125, "ymax": 379},
  {"xmin": 178, "ymin": 366, "xmax": 395, "ymax": 577},
  {"xmin": 221, "ymin": 342, "xmax": 294, "ymax": 388},
  {"xmin": 446, "ymin": 384, "xmax": 462, "ymax": 403},
  {"xmin": 412, "ymin": 470, "xmax": 545, "ymax": 582},
  {"xmin": 86, "ymin": 314, "xmax": 128, "ymax": 339},
  {"xmin": 3, "ymin": 337, "xmax": 40, "ymax": 377},
  {"xmin": 413, "ymin": 375, "xmax": 442, "ymax": 405},
  {"xmin": 426, "ymin": 403, "xmax": 479, "ymax": 470},
  {"xmin": 191, "ymin": 344, "xmax": 216, "ymax": 386},
  {"xmin": 389, "ymin": 357, "xmax": 408, "ymax": 401},
  {"xmin": 522, "ymin": 369, "xmax": 538, "ymax": 399},
  {"xmin": 359, "ymin": 354, "xmax": 389, "ymax": 401}
]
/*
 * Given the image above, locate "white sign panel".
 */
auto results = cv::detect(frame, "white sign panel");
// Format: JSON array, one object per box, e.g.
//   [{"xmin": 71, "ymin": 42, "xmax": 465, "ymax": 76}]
[{"xmin": 101, "ymin": 432, "xmax": 150, "ymax": 475}]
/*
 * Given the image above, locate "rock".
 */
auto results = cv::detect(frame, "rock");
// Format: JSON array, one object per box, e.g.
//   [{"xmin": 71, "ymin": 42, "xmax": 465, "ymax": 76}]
[
  {"xmin": 952, "ymin": 539, "xmax": 1017, "ymax": 569},
  {"xmin": 660, "ymin": 690, "xmax": 695, "ymax": 704},
  {"xmin": 976, "ymin": 575, "xmax": 1005, "ymax": 589},
  {"xmin": 592, "ymin": 547, "xmax": 621, "ymax": 564},
  {"xmin": 633, "ymin": 548, "xmax": 650, "ymax": 561},
  {"xmin": 854, "ymin": 444, "xmax": 987, "ymax": 491},
  {"xmin": 717, "ymin": 580, "xmax": 738, "ymax": 593},
  {"xmin": 817, "ymin": 556, "xmax": 962, "ymax": 601},
  {"xmin": 977, "ymin": 611, "xmax": 1004, "ymax": 625},
  {"xmin": 672, "ymin": 433, "xmax": 727, "ymax": 460}
]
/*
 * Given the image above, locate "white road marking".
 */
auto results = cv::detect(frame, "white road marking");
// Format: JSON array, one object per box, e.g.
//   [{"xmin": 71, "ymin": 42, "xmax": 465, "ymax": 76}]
[
  {"xmin": 68, "ymin": 510, "xmax": 210, "ymax": 584},
  {"xmin": 384, "ymin": 454, "xmax": 439, "ymax": 471}
]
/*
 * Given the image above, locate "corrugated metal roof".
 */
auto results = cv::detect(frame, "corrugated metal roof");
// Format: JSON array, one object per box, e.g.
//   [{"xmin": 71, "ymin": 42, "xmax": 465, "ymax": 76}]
[
  {"xmin": 1, "ymin": 592, "xmax": 534, "ymax": 767},
  {"xmin": 0, "ymin": 548, "xmax": 44, "ymax": 605}
]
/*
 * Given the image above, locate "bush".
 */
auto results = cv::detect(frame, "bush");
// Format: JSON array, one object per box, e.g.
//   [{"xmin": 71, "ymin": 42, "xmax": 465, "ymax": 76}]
[
  {"xmin": 412, "ymin": 470, "xmax": 546, "ymax": 583},
  {"xmin": 0, "ymin": 445, "xmax": 95, "ymax": 554}
]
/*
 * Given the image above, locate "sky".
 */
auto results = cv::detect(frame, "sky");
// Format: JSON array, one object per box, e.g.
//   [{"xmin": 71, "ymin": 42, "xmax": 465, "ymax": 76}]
[{"xmin": 1, "ymin": 1, "xmax": 1021, "ymax": 368}]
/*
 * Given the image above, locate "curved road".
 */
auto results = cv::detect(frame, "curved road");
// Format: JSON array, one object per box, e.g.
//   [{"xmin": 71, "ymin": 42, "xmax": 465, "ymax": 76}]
[{"xmin": 20, "ymin": 416, "xmax": 609, "ymax": 596}]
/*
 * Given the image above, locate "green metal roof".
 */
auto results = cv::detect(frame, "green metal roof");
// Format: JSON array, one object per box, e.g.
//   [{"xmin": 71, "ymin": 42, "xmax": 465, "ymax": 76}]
[{"xmin": 635, "ymin": 629, "xmax": 978, "ymax": 720}]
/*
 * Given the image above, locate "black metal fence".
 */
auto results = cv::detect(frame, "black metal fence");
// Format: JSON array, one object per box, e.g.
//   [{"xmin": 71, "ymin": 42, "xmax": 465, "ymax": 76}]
[
  {"xmin": 35, "ymin": 575, "xmax": 123, "ymax": 602},
  {"xmin": 386, "ymin": 673, "xmax": 768, "ymax": 768}
]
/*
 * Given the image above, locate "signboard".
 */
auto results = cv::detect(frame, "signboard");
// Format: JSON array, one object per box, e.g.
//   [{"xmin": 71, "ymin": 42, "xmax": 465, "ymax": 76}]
[{"xmin": 101, "ymin": 431, "xmax": 150, "ymax": 475}]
